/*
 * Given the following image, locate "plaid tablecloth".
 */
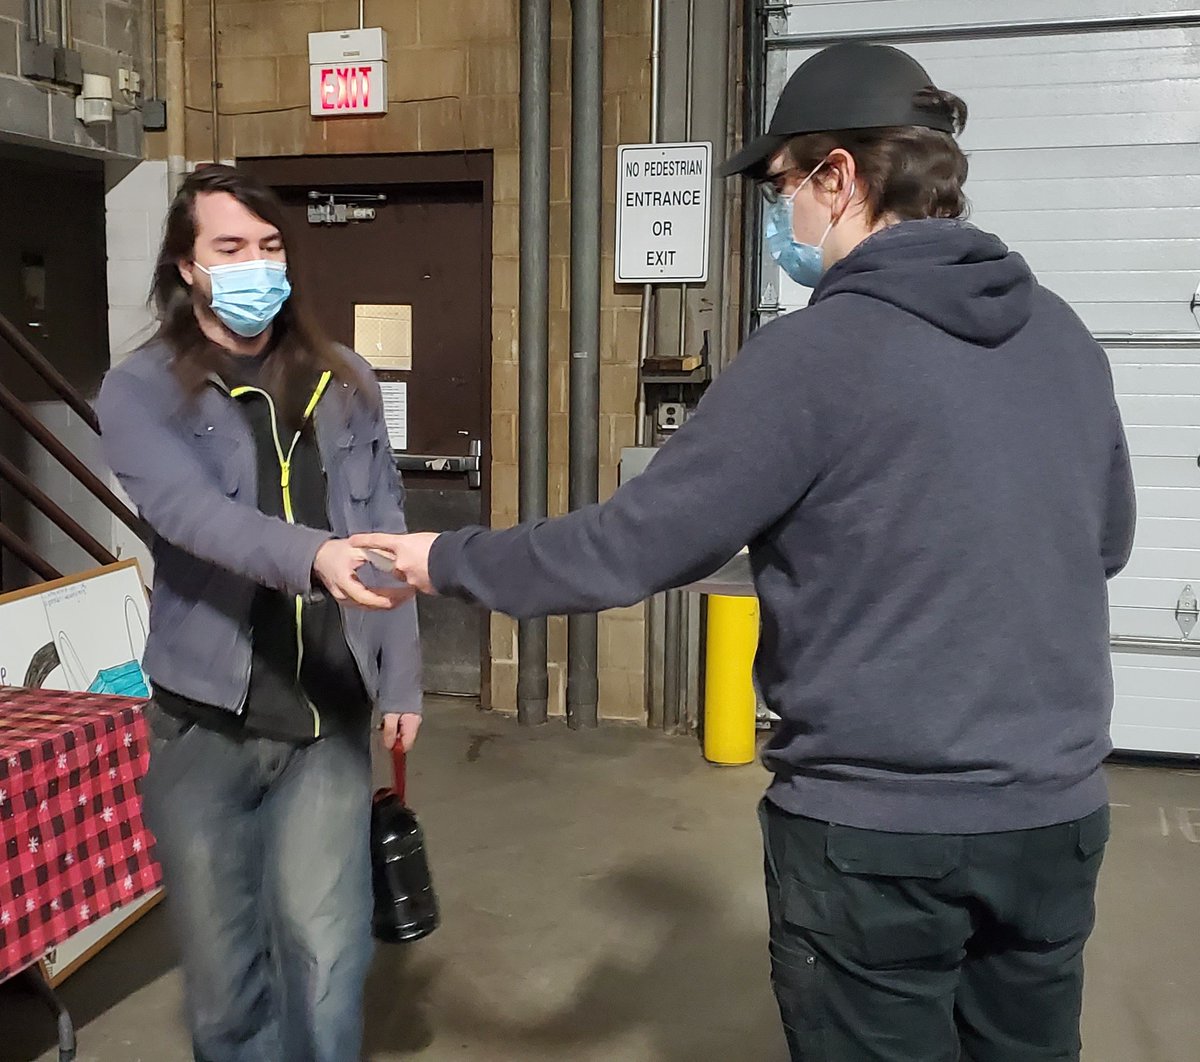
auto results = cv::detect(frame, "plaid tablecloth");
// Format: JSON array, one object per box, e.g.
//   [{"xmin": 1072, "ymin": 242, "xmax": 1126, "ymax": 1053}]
[{"xmin": 0, "ymin": 687, "xmax": 161, "ymax": 981}]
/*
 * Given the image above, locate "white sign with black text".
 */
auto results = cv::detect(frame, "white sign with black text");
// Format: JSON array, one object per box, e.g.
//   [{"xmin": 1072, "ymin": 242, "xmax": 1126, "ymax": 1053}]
[{"xmin": 615, "ymin": 142, "xmax": 712, "ymax": 284}]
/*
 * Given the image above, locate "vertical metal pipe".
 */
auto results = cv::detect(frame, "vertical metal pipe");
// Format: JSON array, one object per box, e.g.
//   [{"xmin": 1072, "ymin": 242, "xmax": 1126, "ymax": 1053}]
[
  {"xmin": 57, "ymin": 0, "xmax": 69, "ymax": 47},
  {"xmin": 739, "ymin": 0, "xmax": 765, "ymax": 343},
  {"xmin": 209, "ymin": 0, "xmax": 219, "ymax": 162},
  {"xmin": 359, "ymin": 0, "xmax": 364, "ymax": 29},
  {"xmin": 566, "ymin": 0, "xmax": 602, "ymax": 730},
  {"xmin": 517, "ymin": 0, "xmax": 550, "ymax": 727},
  {"xmin": 149, "ymin": 0, "xmax": 159, "ymax": 98},
  {"xmin": 27, "ymin": 0, "xmax": 43, "ymax": 43},
  {"xmin": 165, "ymin": 0, "xmax": 185, "ymax": 196},
  {"xmin": 635, "ymin": 0, "xmax": 664, "ymax": 445},
  {"xmin": 676, "ymin": 0, "xmax": 695, "ymax": 361}
]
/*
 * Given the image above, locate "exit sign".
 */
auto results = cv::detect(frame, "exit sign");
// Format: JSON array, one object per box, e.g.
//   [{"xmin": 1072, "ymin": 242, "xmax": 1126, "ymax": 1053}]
[
  {"xmin": 310, "ymin": 62, "xmax": 387, "ymax": 115},
  {"xmin": 308, "ymin": 27, "xmax": 388, "ymax": 117}
]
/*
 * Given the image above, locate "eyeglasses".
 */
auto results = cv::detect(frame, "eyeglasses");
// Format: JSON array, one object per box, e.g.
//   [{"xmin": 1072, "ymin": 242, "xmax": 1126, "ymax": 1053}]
[{"xmin": 756, "ymin": 166, "xmax": 803, "ymax": 204}]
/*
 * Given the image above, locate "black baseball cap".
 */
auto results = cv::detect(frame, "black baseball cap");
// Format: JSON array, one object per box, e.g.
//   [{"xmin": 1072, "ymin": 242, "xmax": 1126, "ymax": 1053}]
[{"xmin": 720, "ymin": 42, "xmax": 955, "ymax": 177}]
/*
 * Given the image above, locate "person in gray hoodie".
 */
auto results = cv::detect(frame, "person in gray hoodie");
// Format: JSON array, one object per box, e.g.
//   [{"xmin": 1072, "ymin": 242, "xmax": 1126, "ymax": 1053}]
[{"xmin": 354, "ymin": 44, "xmax": 1134, "ymax": 1062}]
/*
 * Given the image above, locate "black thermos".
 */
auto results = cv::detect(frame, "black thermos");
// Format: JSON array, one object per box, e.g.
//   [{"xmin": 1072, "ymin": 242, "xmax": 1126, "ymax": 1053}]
[{"xmin": 370, "ymin": 743, "xmax": 439, "ymax": 943}]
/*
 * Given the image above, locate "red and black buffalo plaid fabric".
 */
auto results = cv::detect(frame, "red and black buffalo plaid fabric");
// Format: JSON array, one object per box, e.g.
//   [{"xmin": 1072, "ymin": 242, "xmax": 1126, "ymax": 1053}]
[{"xmin": 0, "ymin": 688, "xmax": 161, "ymax": 981}]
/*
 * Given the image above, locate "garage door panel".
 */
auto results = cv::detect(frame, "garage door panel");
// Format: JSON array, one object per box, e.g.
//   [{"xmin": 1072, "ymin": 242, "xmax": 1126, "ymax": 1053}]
[
  {"xmin": 1110, "ymin": 578, "xmax": 1200, "ymax": 610},
  {"xmin": 1122, "ymin": 518, "xmax": 1200, "ymax": 550},
  {"xmin": 1118, "ymin": 547, "xmax": 1200, "ymax": 580},
  {"xmin": 1114, "ymin": 662, "xmax": 1200, "ymax": 700},
  {"xmin": 1107, "ymin": 347, "xmax": 1200, "ymax": 368},
  {"xmin": 996, "ymin": 208, "xmax": 1200, "ymax": 242},
  {"xmin": 969, "ymin": 145, "xmax": 1199, "ymax": 183},
  {"xmin": 1125, "ymin": 487, "xmax": 1200, "ymax": 520},
  {"xmin": 780, "ymin": 0, "xmax": 1198, "ymax": 38},
  {"xmin": 970, "ymin": 176, "xmax": 1200, "ymax": 212},
  {"xmin": 1128, "ymin": 457, "xmax": 1200, "ymax": 489},
  {"xmin": 1118, "ymin": 395, "xmax": 1200, "ymax": 425},
  {"xmin": 1019, "ymin": 241, "xmax": 1200, "ymax": 274},
  {"xmin": 1123, "ymin": 426, "xmax": 1200, "ymax": 457},
  {"xmin": 1113, "ymin": 367, "xmax": 1200, "ymax": 397}
]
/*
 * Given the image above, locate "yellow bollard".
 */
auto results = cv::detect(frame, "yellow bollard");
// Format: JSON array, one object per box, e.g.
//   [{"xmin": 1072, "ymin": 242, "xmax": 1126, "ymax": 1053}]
[{"xmin": 703, "ymin": 594, "xmax": 760, "ymax": 765}]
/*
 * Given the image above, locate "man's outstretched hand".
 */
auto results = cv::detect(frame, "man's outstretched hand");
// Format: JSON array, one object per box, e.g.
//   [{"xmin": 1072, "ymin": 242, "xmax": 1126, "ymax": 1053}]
[
  {"xmin": 350, "ymin": 532, "xmax": 441, "ymax": 596},
  {"xmin": 350, "ymin": 530, "xmax": 441, "ymax": 597}
]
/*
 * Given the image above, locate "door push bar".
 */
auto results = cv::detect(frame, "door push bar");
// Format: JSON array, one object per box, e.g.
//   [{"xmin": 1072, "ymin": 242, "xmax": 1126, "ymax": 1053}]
[{"xmin": 395, "ymin": 439, "xmax": 482, "ymax": 489}]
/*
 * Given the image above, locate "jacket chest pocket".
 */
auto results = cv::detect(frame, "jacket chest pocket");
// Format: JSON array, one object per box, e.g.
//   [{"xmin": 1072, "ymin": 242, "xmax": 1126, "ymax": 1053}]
[
  {"xmin": 337, "ymin": 432, "xmax": 376, "ymax": 503},
  {"xmin": 193, "ymin": 426, "xmax": 242, "ymax": 496}
]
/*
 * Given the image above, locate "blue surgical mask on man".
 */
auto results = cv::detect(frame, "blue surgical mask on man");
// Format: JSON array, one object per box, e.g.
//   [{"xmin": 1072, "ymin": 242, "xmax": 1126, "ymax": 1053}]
[
  {"xmin": 764, "ymin": 160, "xmax": 836, "ymax": 289},
  {"xmin": 196, "ymin": 259, "xmax": 292, "ymax": 337}
]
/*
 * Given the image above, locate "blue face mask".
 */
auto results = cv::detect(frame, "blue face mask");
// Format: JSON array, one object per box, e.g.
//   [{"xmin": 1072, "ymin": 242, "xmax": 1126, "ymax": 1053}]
[
  {"xmin": 86, "ymin": 660, "xmax": 150, "ymax": 699},
  {"xmin": 197, "ymin": 259, "xmax": 292, "ymax": 338},
  {"xmin": 764, "ymin": 161, "xmax": 835, "ymax": 289}
]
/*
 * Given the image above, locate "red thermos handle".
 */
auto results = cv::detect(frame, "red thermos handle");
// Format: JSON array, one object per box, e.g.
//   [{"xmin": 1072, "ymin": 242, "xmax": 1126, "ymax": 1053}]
[{"xmin": 391, "ymin": 740, "xmax": 407, "ymax": 805}]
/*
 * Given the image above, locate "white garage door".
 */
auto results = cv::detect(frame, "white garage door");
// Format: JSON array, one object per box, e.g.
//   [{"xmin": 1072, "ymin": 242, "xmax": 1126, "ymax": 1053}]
[{"xmin": 761, "ymin": 2, "xmax": 1200, "ymax": 754}]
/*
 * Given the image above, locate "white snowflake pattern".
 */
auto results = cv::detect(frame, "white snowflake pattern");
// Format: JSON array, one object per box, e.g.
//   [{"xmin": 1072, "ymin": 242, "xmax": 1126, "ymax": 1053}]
[
  {"xmin": 95, "ymin": 855, "xmax": 106, "ymax": 870},
  {"xmin": 1, "ymin": 910, "xmax": 10, "ymax": 927},
  {"xmin": 28, "ymin": 836, "xmax": 39, "ymax": 854},
  {"xmin": 132, "ymin": 838, "xmax": 143, "ymax": 853},
  {"xmin": 80, "ymin": 903, "xmax": 90, "ymax": 919},
  {"xmin": 57, "ymin": 753, "xmax": 67, "ymax": 769},
  {"xmin": 6, "ymin": 755, "xmax": 16, "ymax": 768},
  {"xmin": 50, "ymin": 899, "xmax": 60, "ymax": 912},
  {"xmin": 123, "ymin": 732, "xmax": 133, "ymax": 748},
  {"xmin": 95, "ymin": 743, "xmax": 103, "ymax": 756},
  {"xmin": 122, "ymin": 875, "xmax": 133, "ymax": 892},
  {"xmin": 63, "ymin": 852, "xmax": 75, "ymax": 866},
  {"xmin": 0, "ymin": 788, "xmax": 7, "ymax": 806},
  {"xmin": 25, "ymin": 898, "xmax": 34, "ymax": 914},
  {"xmin": 101, "ymin": 806, "xmax": 114, "ymax": 823},
  {"xmin": 77, "ymin": 795, "xmax": 87, "ymax": 806},
  {"xmin": 108, "ymin": 768, "xmax": 117, "ymax": 780},
  {"xmin": 40, "ymin": 800, "xmax": 48, "ymax": 813}
]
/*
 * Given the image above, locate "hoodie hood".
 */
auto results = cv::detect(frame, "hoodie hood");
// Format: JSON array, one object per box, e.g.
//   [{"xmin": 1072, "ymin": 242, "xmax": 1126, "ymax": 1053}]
[{"xmin": 812, "ymin": 219, "xmax": 1034, "ymax": 347}]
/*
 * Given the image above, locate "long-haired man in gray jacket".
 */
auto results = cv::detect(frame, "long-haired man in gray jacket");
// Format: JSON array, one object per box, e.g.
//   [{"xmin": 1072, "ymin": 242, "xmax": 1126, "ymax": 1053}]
[{"xmin": 98, "ymin": 165, "xmax": 421, "ymax": 1062}]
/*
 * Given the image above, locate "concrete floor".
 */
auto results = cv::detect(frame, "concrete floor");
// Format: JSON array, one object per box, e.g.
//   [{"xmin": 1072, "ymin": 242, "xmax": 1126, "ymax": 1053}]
[{"xmin": 3, "ymin": 699, "xmax": 1198, "ymax": 1062}]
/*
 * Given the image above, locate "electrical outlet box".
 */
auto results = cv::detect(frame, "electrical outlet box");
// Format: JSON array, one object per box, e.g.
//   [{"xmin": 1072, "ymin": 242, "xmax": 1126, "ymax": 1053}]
[
  {"xmin": 53, "ymin": 47, "xmax": 83, "ymax": 89},
  {"xmin": 20, "ymin": 39, "xmax": 56, "ymax": 81},
  {"xmin": 143, "ymin": 98, "xmax": 167, "ymax": 131},
  {"xmin": 656, "ymin": 402, "xmax": 687, "ymax": 432},
  {"xmin": 117, "ymin": 68, "xmax": 131, "ymax": 92}
]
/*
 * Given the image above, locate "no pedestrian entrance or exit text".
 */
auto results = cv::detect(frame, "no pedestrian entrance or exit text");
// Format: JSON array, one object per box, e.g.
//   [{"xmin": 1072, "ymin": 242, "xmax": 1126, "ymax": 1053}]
[{"xmin": 616, "ymin": 142, "xmax": 711, "ymax": 285}]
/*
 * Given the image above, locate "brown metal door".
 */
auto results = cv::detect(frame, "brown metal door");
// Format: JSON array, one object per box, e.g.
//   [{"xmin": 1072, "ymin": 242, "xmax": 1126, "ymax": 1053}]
[{"xmin": 243, "ymin": 154, "xmax": 492, "ymax": 697}]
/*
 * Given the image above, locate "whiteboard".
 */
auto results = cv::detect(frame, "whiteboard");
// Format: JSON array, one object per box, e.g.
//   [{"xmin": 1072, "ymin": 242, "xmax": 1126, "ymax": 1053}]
[{"xmin": 0, "ymin": 560, "xmax": 161, "ymax": 983}]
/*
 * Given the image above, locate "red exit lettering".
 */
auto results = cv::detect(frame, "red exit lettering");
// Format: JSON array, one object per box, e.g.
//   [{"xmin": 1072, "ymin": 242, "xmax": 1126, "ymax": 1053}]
[{"xmin": 320, "ymin": 66, "xmax": 373, "ymax": 111}]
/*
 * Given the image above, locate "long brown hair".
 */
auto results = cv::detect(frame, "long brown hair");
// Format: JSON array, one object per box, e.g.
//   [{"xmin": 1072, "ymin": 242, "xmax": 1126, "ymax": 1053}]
[{"xmin": 149, "ymin": 165, "xmax": 355, "ymax": 414}]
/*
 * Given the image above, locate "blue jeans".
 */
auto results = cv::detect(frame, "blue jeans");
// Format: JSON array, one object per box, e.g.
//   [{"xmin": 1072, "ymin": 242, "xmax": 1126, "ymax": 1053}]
[{"xmin": 142, "ymin": 704, "xmax": 374, "ymax": 1062}]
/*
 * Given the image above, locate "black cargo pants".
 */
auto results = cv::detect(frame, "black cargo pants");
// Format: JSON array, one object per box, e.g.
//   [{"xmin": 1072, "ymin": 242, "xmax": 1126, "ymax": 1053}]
[{"xmin": 760, "ymin": 800, "xmax": 1109, "ymax": 1062}]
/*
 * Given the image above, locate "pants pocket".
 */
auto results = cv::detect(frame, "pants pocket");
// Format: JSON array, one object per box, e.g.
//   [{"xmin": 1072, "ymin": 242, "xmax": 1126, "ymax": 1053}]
[
  {"xmin": 825, "ymin": 828, "xmax": 963, "ymax": 968},
  {"xmin": 1032, "ymin": 805, "xmax": 1109, "ymax": 943}
]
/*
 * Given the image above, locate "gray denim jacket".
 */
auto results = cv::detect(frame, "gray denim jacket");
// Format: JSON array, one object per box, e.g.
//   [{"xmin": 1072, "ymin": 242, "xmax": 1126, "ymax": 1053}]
[{"xmin": 96, "ymin": 340, "xmax": 421, "ymax": 719}]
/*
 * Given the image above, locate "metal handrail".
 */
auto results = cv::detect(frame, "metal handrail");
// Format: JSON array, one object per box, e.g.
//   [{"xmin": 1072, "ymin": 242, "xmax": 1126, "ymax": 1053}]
[
  {"xmin": 0, "ymin": 309, "xmax": 100, "ymax": 433},
  {"xmin": 0, "ymin": 377, "xmax": 146, "ymax": 540},
  {"xmin": 1111, "ymin": 635, "xmax": 1200, "ymax": 656},
  {"xmin": 0, "ymin": 520, "xmax": 62, "ymax": 582},
  {"xmin": 0, "ymin": 453, "xmax": 118, "ymax": 567}
]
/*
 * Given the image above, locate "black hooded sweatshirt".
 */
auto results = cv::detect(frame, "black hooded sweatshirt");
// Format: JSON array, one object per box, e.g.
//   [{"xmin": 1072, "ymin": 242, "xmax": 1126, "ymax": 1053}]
[{"xmin": 430, "ymin": 219, "xmax": 1136, "ymax": 833}]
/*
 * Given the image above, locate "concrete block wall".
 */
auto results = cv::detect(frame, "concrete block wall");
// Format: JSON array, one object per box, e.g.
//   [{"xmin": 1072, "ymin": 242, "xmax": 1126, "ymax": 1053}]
[
  {"xmin": 105, "ymin": 159, "xmax": 169, "ymax": 577},
  {"xmin": 0, "ymin": 0, "xmax": 146, "ymax": 159},
  {"xmin": 143, "ymin": 0, "xmax": 652, "ymax": 721}
]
